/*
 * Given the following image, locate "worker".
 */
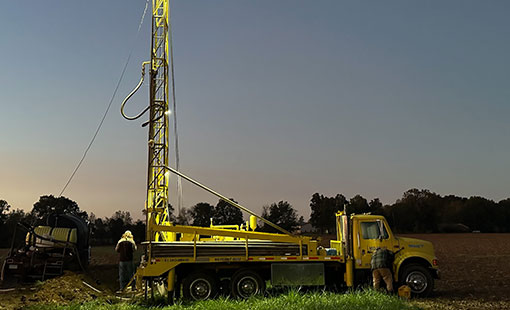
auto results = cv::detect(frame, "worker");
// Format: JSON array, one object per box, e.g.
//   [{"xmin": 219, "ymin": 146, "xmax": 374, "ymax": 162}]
[
  {"xmin": 115, "ymin": 230, "xmax": 137, "ymax": 291},
  {"xmin": 371, "ymin": 247, "xmax": 394, "ymax": 293}
]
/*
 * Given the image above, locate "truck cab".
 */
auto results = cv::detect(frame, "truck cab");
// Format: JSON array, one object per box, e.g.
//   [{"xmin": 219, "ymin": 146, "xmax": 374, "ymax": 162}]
[{"xmin": 333, "ymin": 212, "xmax": 439, "ymax": 297}]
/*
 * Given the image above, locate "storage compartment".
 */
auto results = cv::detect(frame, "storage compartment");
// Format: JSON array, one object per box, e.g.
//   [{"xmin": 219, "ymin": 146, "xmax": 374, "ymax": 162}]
[{"xmin": 271, "ymin": 263, "xmax": 325, "ymax": 286}]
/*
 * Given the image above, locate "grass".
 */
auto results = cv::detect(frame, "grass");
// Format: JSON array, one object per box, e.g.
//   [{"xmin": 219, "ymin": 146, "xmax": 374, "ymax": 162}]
[{"xmin": 25, "ymin": 289, "xmax": 420, "ymax": 310}]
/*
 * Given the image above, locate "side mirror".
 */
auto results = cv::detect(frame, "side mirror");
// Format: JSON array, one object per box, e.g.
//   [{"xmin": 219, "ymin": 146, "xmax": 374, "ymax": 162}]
[{"xmin": 377, "ymin": 220, "xmax": 385, "ymax": 240}]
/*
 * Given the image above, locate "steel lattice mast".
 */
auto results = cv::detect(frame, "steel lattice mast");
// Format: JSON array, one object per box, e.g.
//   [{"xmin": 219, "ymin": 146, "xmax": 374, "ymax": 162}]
[{"xmin": 146, "ymin": 0, "xmax": 173, "ymax": 242}]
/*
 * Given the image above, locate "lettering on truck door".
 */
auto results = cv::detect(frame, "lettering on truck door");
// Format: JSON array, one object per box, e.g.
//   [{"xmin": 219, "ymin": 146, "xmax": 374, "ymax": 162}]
[{"xmin": 356, "ymin": 220, "xmax": 394, "ymax": 269}]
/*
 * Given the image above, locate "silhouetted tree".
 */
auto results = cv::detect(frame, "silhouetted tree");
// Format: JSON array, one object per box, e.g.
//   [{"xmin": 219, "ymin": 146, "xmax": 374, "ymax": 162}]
[
  {"xmin": 189, "ymin": 202, "xmax": 215, "ymax": 227},
  {"xmin": 0, "ymin": 200, "xmax": 10, "ymax": 223},
  {"xmin": 369, "ymin": 198, "xmax": 384, "ymax": 213},
  {"xmin": 498, "ymin": 199, "xmax": 510, "ymax": 232},
  {"xmin": 309, "ymin": 193, "xmax": 347, "ymax": 234},
  {"xmin": 213, "ymin": 199, "xmax": 243, "ymax": 225},
  {"xmin": 346, "ymin": 195, "xmax": 370, "ymax": 214},
  {"xmin": 0, "ymin": 200, "xmax": 11, "ymax": 247},
  {"xmin": 388, "ymin": 189, "xmax": 441, "ymax": 233},
  {"xmin": 108, "ymin": 210, "xmax": 133, "ymax": 240},
  {"xmin": 89, "ymin": 212, "xmax": 110, "ymax": 245},
  {"xmin": 438, "ymin": 195, "xmax": 462, "ymax": 223},
  {"xmin": 261, "ymin": 201, "xmax": 299, "ymax": 233},
  {"xmin": 460, "ymin": 196, "xmax": 500, "ymax": 232},
  {"xmin": 31, "ymin": 195, "xmax": 87, "ymax": 222},
  {"xmin": 130, "ymin": 219, "xmax": 146, "ymax": 243},
  {"xmin": 175, "ymin": 207, "xmax": 192, "ymax": 225},
  {"xmin": 2, "ymin": 208, "xmax": 36, "ymax": 247},
  {"xmin": 166, "ymin": 204, "xmax": 177, "ymax": 222}
]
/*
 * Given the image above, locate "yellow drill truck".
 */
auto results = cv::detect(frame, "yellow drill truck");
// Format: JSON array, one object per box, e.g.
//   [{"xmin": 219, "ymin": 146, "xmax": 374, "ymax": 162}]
[
  {"xmin": 122, "ymin": 1, "xmax": 438, "ymax": 300},
  {"xmin": 134, "ymin": 204, "xmax": 439, "ymax": 300}
]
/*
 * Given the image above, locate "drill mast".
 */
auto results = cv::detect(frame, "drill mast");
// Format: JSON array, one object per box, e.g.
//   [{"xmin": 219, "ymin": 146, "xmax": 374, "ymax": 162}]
[{"xmin": 146, "ymin": 0, "xmax": 172, "ymax": 242}]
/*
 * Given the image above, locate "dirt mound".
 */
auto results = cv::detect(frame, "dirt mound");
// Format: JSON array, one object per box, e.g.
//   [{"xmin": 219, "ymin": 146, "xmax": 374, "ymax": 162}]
[
  {"xmin": 28, "ymin": 272, "xmax": 101, "ymax": 303},
  {"xmin": 0, "ymin": 271, "xmax": 114, "ymax": 309},
  {"xmin": 0, "ymin": 246, "xmax": 134, "ymax": 309}
]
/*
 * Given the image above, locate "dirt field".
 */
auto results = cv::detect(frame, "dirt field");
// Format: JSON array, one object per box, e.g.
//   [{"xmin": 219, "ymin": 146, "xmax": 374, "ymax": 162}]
[
  {"xmin": 0, "ymin": 234, "xmax": 509, "ymax": 309},
  {"xmin": 407, "ymin": 234, "xmax": 510, "ymax": 310}
]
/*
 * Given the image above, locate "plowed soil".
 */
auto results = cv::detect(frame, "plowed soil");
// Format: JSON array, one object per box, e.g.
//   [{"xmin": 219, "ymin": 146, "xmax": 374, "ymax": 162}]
[
  {"xmin": 408, "ymin": 234, "xmax": 510, "ymax": 310},
  {"xmin": 0, "ymin": 234, "xmax": 509, "ymax": 309}
]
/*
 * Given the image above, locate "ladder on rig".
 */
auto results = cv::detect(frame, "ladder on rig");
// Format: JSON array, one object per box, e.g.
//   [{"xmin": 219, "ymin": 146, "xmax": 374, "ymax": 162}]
[{"xmin": 41, "ymin": 245, "xmax": 67, "ymax": 280}]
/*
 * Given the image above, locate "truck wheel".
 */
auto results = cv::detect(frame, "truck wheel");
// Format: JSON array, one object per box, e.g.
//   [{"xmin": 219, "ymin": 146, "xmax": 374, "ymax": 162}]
[
  {"xmin": 399, "ymin": 264, "xmax": 433, "ymax": 297},
  {"xmin": 182, "ymin": 272, "xmax": 218, "ymax": 301},
  {"xmin": 230, "ymin": 269, "xmax": 265, "ymax": 299}
]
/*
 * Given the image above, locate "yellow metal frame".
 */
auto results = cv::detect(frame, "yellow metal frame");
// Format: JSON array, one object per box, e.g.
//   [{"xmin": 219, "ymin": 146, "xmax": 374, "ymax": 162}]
[
  {"xmin": 136, "ymin": 223, "xmax": 334, "ymax": 280},
  {"xmin": 154, "ymin": 224, "xmax": 308, "ymax": 244},
  {"xmin": 146, "ymin": 0, "xmax": 173, "ymax": 243}
]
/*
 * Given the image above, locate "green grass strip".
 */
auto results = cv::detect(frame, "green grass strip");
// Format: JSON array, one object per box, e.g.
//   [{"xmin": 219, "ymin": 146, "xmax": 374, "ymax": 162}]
[{"xmin": 26, "ymin": 289, "xmax": 420, "ymax": 310}]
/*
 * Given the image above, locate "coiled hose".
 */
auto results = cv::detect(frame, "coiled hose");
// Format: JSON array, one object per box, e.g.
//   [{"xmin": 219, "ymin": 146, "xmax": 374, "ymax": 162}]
[{"xmin": 121, "ymin": 61, "xmax": 151, "ymax": 120}]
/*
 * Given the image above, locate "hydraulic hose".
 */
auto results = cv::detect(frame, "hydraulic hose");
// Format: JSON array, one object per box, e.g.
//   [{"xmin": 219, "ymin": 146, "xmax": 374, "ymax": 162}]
[{"xmin": 121, "ymin": 61, "xmax": 151, "ymax": 120}]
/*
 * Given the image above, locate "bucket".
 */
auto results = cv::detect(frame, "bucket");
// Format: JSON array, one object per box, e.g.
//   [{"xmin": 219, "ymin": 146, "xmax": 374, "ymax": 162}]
[{"xmin": 398, "ymin": 285, "xmax": 411, "ymax": 299}]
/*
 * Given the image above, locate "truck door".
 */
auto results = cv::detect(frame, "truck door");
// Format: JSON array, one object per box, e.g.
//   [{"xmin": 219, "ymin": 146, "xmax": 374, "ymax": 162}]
[{"xmin": 354, "ymin": 219, "xmax": 394, "ymax": 269}]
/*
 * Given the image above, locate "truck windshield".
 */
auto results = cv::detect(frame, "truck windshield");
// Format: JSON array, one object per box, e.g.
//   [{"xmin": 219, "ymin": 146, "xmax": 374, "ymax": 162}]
[{"xmin": 361, "ymin": 221, "xmax": 389, "ymax": 239}]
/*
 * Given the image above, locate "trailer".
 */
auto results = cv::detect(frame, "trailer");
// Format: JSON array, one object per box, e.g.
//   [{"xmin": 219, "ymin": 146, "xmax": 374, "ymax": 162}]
[{"xmin": 1, "ymin": 214, "xmax": 90, "ymax": 283}]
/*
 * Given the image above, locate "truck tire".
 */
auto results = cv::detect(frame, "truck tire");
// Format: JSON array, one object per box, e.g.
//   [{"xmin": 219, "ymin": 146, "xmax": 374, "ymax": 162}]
[
  {"xmin": 399, "ymin": 264, "xmax": 433, "ymax": 298},
  {"xmin": 182, "ymin": 272, "xmax": 218, "ymax": 301},
  {"xmin": 230, "ymin": 269, "xmax": 265, "ymax": 299}
]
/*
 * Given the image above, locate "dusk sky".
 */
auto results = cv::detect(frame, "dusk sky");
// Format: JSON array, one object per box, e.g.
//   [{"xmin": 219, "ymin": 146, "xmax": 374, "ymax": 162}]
[{"xmin": 1, "ymin": 1, "xmax": 509, "ymax": 220}]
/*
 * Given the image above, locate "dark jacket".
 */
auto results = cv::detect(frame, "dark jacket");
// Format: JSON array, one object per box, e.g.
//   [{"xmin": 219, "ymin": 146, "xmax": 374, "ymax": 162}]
[{"xmin": 116, "ymin": 239, "xmax": 136, "ymax": 262}]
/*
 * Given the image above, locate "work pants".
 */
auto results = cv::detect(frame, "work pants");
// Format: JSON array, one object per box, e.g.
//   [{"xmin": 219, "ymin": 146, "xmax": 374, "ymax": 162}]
[
  {"xmin": 119, "ymin": 260, "xmax": 135, "ymax": 290},
  {"xmin": 372, "ymin": 268, "xmax": 393, "ymax": 292}
]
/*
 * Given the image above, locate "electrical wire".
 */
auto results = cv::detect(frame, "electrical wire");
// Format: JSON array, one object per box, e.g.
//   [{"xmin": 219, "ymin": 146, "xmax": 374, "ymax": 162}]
[
  {"xmin": 168, "ymin": 1, "xmax": 183, "ymax": 216},
  {"xmin": 59, "ymin": 0, "xmax": 150, "ymax": 196}
]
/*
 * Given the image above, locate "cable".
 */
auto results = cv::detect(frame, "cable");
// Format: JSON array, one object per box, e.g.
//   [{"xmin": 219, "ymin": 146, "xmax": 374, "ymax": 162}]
[
  {"xmin": 59, "ymin": 0, "xmax": 150, "ymax": 196},
  {"xmin": 168, "ymin": 1, "xmax": 183, "ymax": 216}
]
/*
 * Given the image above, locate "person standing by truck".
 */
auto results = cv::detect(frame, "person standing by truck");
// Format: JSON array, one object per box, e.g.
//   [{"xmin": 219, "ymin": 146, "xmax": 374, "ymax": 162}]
[
  {"xmin": 371, "ymin": 247, "xmax": 395, "ymax": 293},
  {"xmin": 115, "ymin": 230, "xmax": 137, "ymax": 291}
]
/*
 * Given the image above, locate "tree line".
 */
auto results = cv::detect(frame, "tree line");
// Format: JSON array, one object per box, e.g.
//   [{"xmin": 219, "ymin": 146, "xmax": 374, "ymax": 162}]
[
  {"xmin": 1, "ymin": 188, "xmax": 509, "ymax": 247},
  {"xmin": 308, "ymin": 189, "xmax": 510, "ymax": 234}
]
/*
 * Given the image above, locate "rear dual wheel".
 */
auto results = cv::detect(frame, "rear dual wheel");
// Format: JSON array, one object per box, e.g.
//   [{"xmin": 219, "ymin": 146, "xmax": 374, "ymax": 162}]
[
  {"xmin": 182, "ymin": 272, "xmax": 219, "ymax": 301},
  {"xmin": 230, "ymin": 269, "xmax": 265, "ymax": 299},
  {"xmin": 182, "ymin": 269, "xmax": 265, "ymax": 300}
]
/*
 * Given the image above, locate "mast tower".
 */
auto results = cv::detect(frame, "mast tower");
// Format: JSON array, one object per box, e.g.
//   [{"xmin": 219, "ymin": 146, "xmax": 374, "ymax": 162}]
[{"xmin": 146, "ymin": 0, "xmax": 173, "ymax": 242}]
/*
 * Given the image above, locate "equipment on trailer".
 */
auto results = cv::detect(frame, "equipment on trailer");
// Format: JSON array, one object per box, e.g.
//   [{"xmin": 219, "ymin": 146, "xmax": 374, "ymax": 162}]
[{"xmin": 1, "ymin": 214, "xmax": 90, "ymax": 283}]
